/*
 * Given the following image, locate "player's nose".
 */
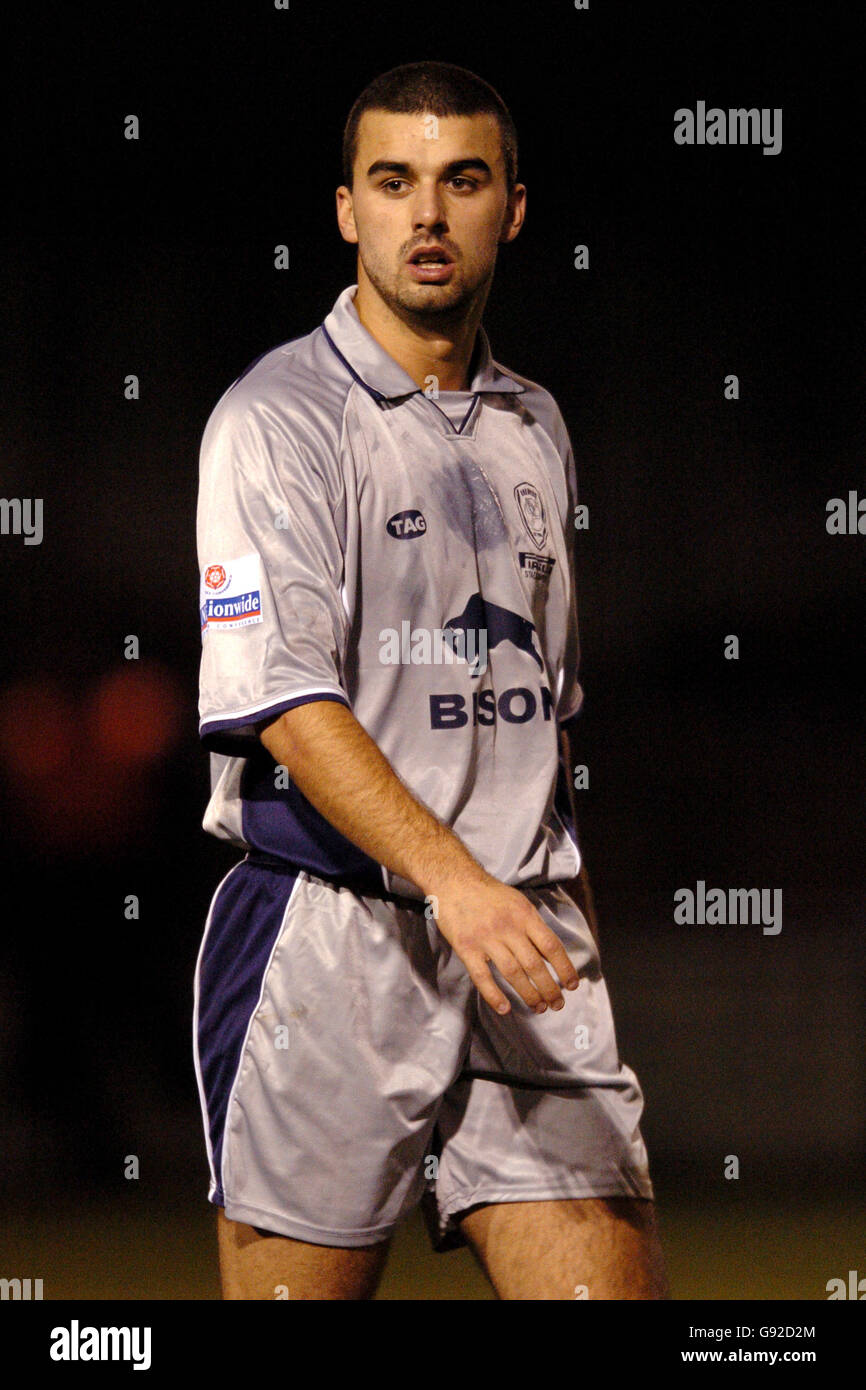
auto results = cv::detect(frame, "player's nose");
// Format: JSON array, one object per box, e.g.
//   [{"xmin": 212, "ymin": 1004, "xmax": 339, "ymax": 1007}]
[{"xmin": 411, "ymin": 180, "xmax": 448, "ymax": 231}]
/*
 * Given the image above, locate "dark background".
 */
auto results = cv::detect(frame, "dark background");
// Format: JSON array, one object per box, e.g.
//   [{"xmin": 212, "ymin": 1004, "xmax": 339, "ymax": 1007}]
[{"xmin": 0, "ymin": 0, "xmax": 862, "ymax": 1297}]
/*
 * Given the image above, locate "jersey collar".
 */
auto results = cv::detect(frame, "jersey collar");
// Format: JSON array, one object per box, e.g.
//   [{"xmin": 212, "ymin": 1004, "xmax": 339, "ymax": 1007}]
[{"xmin": 321, "ymin": 284, "xmax": 526, "ymax": 403}]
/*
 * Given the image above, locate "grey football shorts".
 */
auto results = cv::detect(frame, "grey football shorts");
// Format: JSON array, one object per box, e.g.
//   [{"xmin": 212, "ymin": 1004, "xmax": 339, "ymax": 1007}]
[{"xmin": 193, "ymin": 853, "xmax": 654, "ymax": 1251}]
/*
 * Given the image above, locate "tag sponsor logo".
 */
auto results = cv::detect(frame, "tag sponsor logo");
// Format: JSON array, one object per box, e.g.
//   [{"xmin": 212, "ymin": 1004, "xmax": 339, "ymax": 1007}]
[{"xmin": 386, "ymin": 509, "xmax": 427, "ymax": 539}]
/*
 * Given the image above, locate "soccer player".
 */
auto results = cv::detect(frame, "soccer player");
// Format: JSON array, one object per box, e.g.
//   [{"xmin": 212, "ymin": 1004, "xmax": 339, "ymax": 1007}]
[{"xmin": 193, "ymin": 61, "xmax": 668, "ymax": 1300}]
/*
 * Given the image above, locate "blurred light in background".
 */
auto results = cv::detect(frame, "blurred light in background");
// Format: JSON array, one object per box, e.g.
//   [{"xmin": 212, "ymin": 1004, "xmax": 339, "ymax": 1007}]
[{"xmin": 0, "ymin": 666, "xmax": 185, "ymax": 853}]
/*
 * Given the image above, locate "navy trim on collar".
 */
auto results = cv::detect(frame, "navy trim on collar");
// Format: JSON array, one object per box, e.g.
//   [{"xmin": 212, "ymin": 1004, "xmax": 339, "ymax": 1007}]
[
  {"xmin": 320, "ymin": 325, "xmax": 390, "ymax": 403},
  {"xmin": 321, "ymin": 284, "xmax": 527, "ymax": 402}
]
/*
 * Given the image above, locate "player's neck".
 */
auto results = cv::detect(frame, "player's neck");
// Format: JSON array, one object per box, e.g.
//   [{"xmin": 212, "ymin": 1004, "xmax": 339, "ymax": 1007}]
[{"xmin": 352, "ymin": 279, "xmax": 484, "ymax": 392}]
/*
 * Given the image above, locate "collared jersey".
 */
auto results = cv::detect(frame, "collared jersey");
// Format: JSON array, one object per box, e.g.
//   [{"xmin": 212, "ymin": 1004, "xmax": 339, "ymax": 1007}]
[{"xmin": 197, "ymin": 284, "xmax": 583, "ymax": 899}]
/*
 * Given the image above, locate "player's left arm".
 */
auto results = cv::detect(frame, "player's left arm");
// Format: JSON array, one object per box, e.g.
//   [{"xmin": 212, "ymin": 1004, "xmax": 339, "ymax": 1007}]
[{"xmin": 557, "ymin": 722, "xmax": 600, "ymax": 952}]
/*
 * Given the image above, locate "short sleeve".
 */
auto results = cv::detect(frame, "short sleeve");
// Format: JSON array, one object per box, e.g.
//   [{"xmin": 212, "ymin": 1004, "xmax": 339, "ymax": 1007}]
[{"xmin": 196, "ymin": 394, "xmax": 351, "ymax": 754}]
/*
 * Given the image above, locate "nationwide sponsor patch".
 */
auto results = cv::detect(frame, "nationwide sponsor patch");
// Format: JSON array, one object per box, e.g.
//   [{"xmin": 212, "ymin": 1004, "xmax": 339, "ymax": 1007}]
[
  {"xmin": 519, "ymin": 551, "xmax": 556, "ymax": 581},
  {"xmin": 200, "ymin": 552, "xmax": 263, "ymax": 632}
]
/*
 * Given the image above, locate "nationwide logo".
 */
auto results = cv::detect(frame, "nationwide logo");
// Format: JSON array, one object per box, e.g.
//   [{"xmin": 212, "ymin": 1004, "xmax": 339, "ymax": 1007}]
[
  {"xmin": 519, "ymin": 552, "xmax": 555, "ymax": 582},
  {"xmin": 386, "ymin": 509, "xmax": 427, "ymax": 539},
  {"xmin": 514, "ymin": 483, "xmax": 547, "ymax": 549},
  {"xmin": 200, "ymin": 591, "xmax": 262, "ymax": 629},
  {"xmin": 200, "ymin": 552, "xmax": 264, "ymax": 633}
]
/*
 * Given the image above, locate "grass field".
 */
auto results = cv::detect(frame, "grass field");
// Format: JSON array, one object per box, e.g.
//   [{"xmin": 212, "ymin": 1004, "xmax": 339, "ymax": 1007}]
[{"xmin": 2, "ymin": 1194, "xmax": 863, "ymax": 1299}]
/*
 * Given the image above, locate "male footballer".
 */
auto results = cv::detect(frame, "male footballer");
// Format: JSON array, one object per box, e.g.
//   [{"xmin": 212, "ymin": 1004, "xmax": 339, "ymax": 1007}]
[{"xmin": 193, "ymin": 60, "xmax": 668, "ymax": 1300}]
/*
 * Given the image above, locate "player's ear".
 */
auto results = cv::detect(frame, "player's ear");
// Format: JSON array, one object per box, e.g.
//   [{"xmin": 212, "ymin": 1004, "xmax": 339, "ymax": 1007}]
[
  {"xmin": 336, "ymin": 186, "xmax": 359, "ymax": 244},
  {"xmin": 499, "ymin": 182, "xmax": 526, "ymax": 244}
]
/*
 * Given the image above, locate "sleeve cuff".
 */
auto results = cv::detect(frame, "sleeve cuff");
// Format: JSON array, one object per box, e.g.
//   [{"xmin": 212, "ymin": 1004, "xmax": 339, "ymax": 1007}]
[{"xmin": 199, "ymin": 688, "xmax": 350, "ymax": 754}]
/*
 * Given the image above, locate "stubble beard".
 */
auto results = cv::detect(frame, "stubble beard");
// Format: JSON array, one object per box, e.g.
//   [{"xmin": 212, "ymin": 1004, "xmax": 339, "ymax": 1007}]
[{"xmin": 359, "ymin": 243, "xmax": 493, "ymax": 333}]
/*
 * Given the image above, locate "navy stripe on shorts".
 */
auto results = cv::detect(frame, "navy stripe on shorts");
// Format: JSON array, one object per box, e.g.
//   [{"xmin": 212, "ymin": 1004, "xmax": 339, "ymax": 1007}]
[{"xmin": 195, "ymin": 858, "xmax": 299, "ymax": 1205}]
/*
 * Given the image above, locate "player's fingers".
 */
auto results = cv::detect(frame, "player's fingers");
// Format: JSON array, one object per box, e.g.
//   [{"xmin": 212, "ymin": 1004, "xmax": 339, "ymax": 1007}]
[
  {"xmin": 526, "ymin": 919, "xmax": 581, "ymax": 992},
  {"xmin": 506, "ymin": 935, "xmax": 565, "ymax": 1008},
  {"xmin": 461, "ymin": 950, "xmax": 513, "ymax": 1015},
  {"xmin": 486, "ymin": 944, "xmax": 549, "ymax": 1011}
]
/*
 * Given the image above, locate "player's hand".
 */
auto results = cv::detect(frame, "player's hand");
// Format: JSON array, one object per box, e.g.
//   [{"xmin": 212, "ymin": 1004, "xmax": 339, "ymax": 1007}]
[{"xmin": 429, "ymin": 870, "xmax": 581, "ymax": 1016}]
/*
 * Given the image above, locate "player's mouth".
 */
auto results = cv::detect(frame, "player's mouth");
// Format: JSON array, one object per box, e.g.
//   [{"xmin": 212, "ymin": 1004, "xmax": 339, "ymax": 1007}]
[{"xmin": 406, "ymin": 245, "xmax": 455, "ymax": 283}]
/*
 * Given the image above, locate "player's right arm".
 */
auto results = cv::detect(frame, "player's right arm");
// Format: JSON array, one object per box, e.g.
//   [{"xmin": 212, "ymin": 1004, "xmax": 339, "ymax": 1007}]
[{"xmin": 258, "ymin": 699, "xmax": 580, "ymax": 1016}]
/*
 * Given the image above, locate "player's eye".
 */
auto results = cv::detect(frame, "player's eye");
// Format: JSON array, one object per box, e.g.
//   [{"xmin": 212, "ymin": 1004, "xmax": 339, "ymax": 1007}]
[
  {"xmin": 449, "ymin": 177, "xmax": 477, "ymax": 190},
  {"xmin": 381, "ymin": 179, "xmax": 408, "ymax": 192}
]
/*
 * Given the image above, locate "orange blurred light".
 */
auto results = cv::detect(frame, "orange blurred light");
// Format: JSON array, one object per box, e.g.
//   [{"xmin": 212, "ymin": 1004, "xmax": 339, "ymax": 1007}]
[
  {"xmin": 0, "ymin": 679, "xmax": 76, "ymax": 778},
  {"xmin": 90, "ymin": 665, "xmax": 184, "ymax": 765}
]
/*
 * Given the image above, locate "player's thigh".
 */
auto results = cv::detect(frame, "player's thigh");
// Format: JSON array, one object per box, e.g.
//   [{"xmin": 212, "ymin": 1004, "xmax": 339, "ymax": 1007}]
[
  {"xmin": 217, "ymin": 1210, "xmax": 392, "ymax": 1301},
  {"xmin": 458, "ymin": 1196, "xmax": 669, "ymax": 1301}
]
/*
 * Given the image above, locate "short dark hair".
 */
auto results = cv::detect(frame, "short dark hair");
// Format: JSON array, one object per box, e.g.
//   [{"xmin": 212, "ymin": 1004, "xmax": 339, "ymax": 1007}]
[{"xmin": 342, "ymin": 61, "xmax": 518, "ymax": 192}]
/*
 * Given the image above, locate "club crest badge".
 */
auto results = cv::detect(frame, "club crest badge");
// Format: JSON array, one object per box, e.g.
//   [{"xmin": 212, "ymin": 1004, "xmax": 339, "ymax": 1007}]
[{"xmin": 514, "ymin": 482, "xmax": 548, "ymax": 549}]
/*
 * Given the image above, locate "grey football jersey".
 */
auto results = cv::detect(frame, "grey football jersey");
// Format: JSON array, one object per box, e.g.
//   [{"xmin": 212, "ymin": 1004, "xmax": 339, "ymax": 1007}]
[{"xmin": 197, "ymin": 284, "xmax": 583, "ymax": 899}]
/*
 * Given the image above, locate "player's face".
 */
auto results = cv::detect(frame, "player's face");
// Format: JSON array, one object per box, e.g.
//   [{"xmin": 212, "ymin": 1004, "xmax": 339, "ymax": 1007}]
[{"xmin": 337, "ymin": 110, "xmax": 525, "ymax": 324}]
